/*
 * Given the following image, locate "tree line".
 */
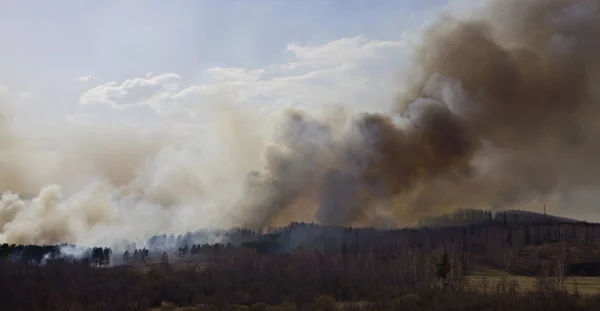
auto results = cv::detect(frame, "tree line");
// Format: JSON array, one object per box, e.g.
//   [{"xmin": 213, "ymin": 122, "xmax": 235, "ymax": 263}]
[
  {"xmin": 1, "ymin": 228, "xmax": 599, "ymax": 310},
  {"xmin": 2, "ymin": 211, "xmax": 600, "ymax": 310},
  {"xmin": 0, "ymin": 244, "xmax": 112, "ymax": 267}
]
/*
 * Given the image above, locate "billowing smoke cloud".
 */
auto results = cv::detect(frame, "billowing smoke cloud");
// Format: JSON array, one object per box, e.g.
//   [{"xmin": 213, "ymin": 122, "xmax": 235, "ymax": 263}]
[
  {"xmin": 2, "ymin": 0, "xmax": 600, "ymax": 247},
  {"xmin": 0, "ymin": 102, "xmax": 258, "ymax": 248},
  {"xmin": 393, "ymin": 0, "xmax": 600, "ymax": 220},
  {"xmin": 239, "ymin": 0, "xmax": 600, "ymax": 227}
]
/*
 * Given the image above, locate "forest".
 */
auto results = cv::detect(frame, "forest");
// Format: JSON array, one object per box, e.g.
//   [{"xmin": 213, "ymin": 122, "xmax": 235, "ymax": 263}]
[{"xmin": 2, "ymin": 209, "xmax": 600, "ymax": 310}]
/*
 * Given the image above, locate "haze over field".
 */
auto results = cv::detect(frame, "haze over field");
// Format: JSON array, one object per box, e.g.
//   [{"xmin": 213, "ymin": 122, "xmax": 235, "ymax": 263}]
[{"xmin": 0, "ymin": 0, "xmax": 599, "ymax": 248}]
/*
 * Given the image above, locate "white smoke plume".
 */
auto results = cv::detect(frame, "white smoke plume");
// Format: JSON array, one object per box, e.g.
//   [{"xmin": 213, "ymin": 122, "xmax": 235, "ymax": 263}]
[{"xmin": 2, "ymin": 0, "xmax": 600, "ymax": 250}]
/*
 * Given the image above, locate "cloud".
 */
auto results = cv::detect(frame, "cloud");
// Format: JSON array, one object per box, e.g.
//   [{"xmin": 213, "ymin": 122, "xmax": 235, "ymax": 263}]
[
  {"xmin": 78, "ymin": 35, "xmax": 409, "ymax": 117},
  {"xmin": 285, "ymin": 35, "xmax": 406, "ymax": 67},
  {"xmin": 79, "ymin": 73, "xmax": 181, "ymax": 109}
]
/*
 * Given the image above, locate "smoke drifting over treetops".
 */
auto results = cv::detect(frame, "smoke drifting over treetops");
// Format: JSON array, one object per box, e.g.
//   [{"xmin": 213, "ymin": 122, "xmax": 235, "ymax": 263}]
[{"xmin": 1, "ymin": 0, "xmax": 600, "ymax": 247}]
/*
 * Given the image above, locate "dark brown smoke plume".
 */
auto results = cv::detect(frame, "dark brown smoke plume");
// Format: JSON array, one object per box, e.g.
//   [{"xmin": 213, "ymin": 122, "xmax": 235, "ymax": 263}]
[{"xmin": 240, "ymin": 0, "xmax": 600, "ymax": 229}]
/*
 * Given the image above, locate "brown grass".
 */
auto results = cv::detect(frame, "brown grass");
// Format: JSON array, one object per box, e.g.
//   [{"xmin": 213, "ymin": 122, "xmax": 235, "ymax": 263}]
[{"xmin": 469, "ymin": 267, "xmax": 600, "ymax": 295}]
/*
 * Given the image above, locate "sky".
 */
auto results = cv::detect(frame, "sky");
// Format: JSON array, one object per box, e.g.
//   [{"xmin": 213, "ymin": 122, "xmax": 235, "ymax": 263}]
[{"xmin": 0, "ymin": 0, "xmax": 459, "ymax": 133}]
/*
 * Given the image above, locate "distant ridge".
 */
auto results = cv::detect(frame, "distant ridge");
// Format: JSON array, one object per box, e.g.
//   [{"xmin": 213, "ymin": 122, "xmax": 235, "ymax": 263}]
[{"xmin": 418, "ymin": 208, "xmax": 581, "ymax": 228}]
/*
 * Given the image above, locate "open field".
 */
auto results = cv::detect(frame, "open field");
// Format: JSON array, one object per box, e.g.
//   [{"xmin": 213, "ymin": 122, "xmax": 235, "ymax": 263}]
[{"xmin": 469, "ymin": 267, "xmax": 600, "ymax": 295}]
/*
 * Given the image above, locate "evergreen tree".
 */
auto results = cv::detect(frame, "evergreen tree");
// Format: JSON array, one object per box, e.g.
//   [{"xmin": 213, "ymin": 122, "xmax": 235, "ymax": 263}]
[
  {"xmin": 436, "ymin": 252, "xmax": 451, "ymax": 280},
  {"xmin": 122, "ymin": 250, "xmax": 130, "ymax": 264},
  {"xmin": 505, "ymin": 231, "xmax": 513, "ymax": 247},
  {"xmin": 91, "ymin": 247, "xmax": 103, "ymax": 267},
  {"xmin": 141, "ymin": 248, "xmax": 149, "ymax": 263},
  {"xmin": 102, "ymin": 248, "xmax": 112, "ymax": 266},
  {"xmin": 133, "ymin": 249, "xmax": 139, "ymax": 263}
]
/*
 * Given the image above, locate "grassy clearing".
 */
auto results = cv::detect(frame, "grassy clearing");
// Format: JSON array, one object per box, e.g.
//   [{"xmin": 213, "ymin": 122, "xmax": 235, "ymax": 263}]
[{"xmin": 468, "ymin": 268, "xmax": 600, "ymax": 295}]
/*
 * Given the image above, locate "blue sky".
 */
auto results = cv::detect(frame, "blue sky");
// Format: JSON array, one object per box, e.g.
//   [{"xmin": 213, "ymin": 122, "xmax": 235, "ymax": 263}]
[{"xmin": 0, "ymin": 0, "xmax": 456, "ymax": 130}]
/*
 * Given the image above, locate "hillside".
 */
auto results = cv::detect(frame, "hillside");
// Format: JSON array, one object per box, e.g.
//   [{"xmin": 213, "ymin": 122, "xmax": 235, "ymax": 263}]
[{"xmin": 418, "ymin": 208, "xmax": 580, "ymax": 227}]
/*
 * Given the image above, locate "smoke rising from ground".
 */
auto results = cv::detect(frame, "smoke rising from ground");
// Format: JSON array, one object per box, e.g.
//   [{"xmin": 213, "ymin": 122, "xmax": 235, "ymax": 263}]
[
  {"xmin": 239, "ymin": 0, "xmax": 600, "ymax": 227},
  {"xmin": 1, "ymin": 0, "xmax": 600, "ymax": 247}
]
